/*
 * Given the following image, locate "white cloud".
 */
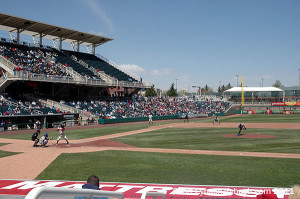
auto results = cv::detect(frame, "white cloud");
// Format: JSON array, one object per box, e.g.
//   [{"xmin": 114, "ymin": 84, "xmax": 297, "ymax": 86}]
[
  {"xmin": 119, "ymin": 64, "xmax": 146, "ymax": 76},
  {"xmin": 83, "ymin": 0, "xmax": 114, "ymax": 32},
  {"xmin": 151, "ymin": 68, "xmax": 172, "ymax": 76}
]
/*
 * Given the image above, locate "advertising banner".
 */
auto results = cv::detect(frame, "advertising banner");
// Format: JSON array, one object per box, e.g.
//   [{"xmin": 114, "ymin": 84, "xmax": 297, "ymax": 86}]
[
  {"xmin": 271, "ymin": 102, "xmax": 300, "ymax": 106},
  {"xmin": 0, "ymin": 180, "xmax": 291, "ymax": 199},
  {"xmin": 271, "ymin": 102, "xmax": 286, "ymax": 106}
]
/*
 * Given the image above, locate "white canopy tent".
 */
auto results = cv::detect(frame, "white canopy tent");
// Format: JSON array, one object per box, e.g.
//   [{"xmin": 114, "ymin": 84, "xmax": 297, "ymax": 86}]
[{"xmin": 224, "ymin": 87, "xmax": 285, "ymax": 102}]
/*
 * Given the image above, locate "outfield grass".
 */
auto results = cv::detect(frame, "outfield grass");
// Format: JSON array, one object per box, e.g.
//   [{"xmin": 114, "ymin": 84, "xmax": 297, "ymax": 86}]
[
  {"xmin": 112, "ymin": 127, "xmax": 300, "ymax": 153},
  {"xmin": 0, "ymin": 143, "xmax": 21, "ymax": 158},
  {"xmin": 218, "ymin": 114, "xmax": 300, "ymax": 123},
  {"xmin": 36, "ymin": 150, "xmax": 300, "ymax": 187}
]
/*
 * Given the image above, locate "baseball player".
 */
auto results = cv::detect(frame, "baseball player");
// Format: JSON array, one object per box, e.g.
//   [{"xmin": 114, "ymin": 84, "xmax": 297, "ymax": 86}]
[
  {"xmin": 237, "ymin": 123, "xmax": 246, "ymax": 136},
  {"xmin": 148, "ymin": 114, "xmax": 153, "ymax": 124},
  {"xmin": 56, "ymin": 124, "xmax": 69, "ymax": 145},
  {"xmin": 32, "ymin": 129, "xmax": 41, "ymax": 147},
  {"xmin": 184, "ymin": 113, "xmax": 189, "ymax": 123},
  {"xmin": 213, "ymin": 116, "xmax": 220, "ymax": 125},
  {"xmin": 39, "ymin": 133, "xmax": 52, "ymax": 147}
]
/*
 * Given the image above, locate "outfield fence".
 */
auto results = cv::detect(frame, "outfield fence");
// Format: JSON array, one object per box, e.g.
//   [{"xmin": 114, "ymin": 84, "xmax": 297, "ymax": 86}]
[{"xmin": 236, "ymin": 105, "xmax": 300, "ymax": 114}]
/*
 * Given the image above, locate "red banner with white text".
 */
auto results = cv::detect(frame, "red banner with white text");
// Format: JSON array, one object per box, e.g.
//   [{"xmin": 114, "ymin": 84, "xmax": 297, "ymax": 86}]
[{"xmin": 0, "ymin": 180, "xmax": 291, "ymax": 199}]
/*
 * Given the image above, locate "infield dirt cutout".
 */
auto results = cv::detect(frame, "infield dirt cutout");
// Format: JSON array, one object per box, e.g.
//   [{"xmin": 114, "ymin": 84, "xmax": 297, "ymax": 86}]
[{"xmin": 0, "ymin": 121, "xmax": 300, "ymax": 179}]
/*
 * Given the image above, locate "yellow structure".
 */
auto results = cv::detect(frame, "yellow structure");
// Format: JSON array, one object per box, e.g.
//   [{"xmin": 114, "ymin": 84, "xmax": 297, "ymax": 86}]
[{"xmin": 241, "ymin": 76, "xmax": 244, "ymax": 113}]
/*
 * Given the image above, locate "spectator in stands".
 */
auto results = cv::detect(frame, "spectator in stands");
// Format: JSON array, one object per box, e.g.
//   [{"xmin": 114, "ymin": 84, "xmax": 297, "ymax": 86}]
[
  {"xmin": 82, "ymin": 175, "xmax": 100, "ymax": 190},
  {"xmin": 289, "ymin": 185, "xmax": 300, "ymax": 199}
]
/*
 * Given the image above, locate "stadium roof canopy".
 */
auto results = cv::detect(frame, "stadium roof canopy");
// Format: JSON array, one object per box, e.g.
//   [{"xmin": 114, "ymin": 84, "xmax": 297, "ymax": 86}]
[
  {"xmin": 0, "ymin": 12, "xmax": 113, "ymax": 50},
  {"xmin": 224, "ymin": 87, "xmax": 284, "ymax": 92}
]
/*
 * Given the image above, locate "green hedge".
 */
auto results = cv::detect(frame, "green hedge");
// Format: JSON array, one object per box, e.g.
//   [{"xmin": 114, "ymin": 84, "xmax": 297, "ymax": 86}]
[{"xmin": 98, "ymin": 115, "xmax": 180, "ymax": 124}]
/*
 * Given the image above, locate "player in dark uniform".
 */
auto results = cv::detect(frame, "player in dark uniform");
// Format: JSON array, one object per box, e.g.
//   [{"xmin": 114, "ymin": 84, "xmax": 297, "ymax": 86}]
[
  {"xmin": 213, "ymin": 116, "xmax": 220, "ymax": 125},
  {"xmin": 32, "ymin": 129, "xmax": 40, "ymax": 147},
  {"xmin": 237, "ymin": 123, "xmax": 246, "ymax": 136},
  {"xmin": 184, "ymin": 113, "xmax": 189, "ymax": 123}
]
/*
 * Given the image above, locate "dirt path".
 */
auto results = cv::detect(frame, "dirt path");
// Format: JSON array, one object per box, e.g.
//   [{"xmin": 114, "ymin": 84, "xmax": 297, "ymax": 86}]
[{"xmin": 0, "ymin": 122, "xmax": 299, "ymax": 180}]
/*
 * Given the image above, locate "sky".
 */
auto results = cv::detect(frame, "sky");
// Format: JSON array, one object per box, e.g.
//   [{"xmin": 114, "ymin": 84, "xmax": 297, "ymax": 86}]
[{"xmin": 1, "ymin": 0, "xmax": 300, "ymax": 92}]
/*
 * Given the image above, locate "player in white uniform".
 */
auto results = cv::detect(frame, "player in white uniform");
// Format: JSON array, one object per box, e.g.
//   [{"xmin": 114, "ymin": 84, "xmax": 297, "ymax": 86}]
[
  {"xmin": 56, "ymin": 124, "xmax": 69, "ymax": 145},
  {"xmin": 148, "ymin": 114, "xmax": 153, "ymax": 124}
]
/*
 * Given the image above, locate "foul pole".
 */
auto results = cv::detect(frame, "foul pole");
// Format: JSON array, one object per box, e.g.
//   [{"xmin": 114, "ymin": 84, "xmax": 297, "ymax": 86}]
[{"xmin": 241, "ymin": 76, "xmax": 244, "ymax": 114}]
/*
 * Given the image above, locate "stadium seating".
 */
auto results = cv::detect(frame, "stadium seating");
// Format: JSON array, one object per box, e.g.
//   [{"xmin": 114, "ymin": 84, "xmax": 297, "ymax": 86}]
[
  {"xmin": 64, "ymin": 97, "xmax": 230, "ymax": 119},
  {"xmin": 63, "ymin": 50, "xmax": 137, "ymax": 82},
  {"xmin": 54, "ymin": 50, "xmax": 100, "ymax": 80},
  {"xmin": 0, "ymin": 43, "xmax": 68, "ymax": 77}
]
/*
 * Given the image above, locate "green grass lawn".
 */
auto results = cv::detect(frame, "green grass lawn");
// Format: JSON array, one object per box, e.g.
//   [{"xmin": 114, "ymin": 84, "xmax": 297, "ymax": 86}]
[
  {"xmin": 112, "ymin": 127, "xmax": 300, "ymax": 153},
  {"xmin": 217, "ymin": 114, "xmax": 300, "ymax": 123},
  {"xmin": 36, "ymin": 150, "xmax": 300, "ymax": 188},
  {"xmin": 0, "ymin": 143, "xmax": 21, "ymax": 158}
]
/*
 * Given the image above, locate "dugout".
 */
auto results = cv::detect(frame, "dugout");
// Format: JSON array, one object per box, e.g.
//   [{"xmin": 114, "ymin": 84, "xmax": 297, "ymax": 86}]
[{"xmin": 0, "ymin": 113, "xmax": 79, "ymax": 131}]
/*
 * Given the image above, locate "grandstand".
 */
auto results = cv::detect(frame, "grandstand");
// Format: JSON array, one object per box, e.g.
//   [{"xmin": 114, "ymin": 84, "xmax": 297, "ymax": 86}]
[{"xmin": 0, "ymin": 12, "xmax": 150, "ymax": 123}]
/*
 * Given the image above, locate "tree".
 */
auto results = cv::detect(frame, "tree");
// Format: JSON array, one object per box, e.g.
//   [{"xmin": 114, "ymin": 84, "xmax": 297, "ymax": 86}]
[
  {"xmin": 166, "ymin": 83, "xmax": 178, "ymax": 97},
  {"xmin": 226, "ymin": 83, "xmax": 232, "ymax": 90},
  {"xmin": 145, "ymin": 85, "xmax": 157, "ymax": 97},
  {"xmin": 221, "ymin": 85, "xmax": 226, "ymax": 92},
  {"xmin": 273, "ymin": 80, "xmax": 283, "ymax": 88}
]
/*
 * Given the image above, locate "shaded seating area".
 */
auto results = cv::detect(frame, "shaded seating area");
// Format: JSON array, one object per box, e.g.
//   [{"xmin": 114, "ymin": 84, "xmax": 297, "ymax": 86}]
[{"xmin": 64, "ymin": 50, "xmax": 137, "ymax": 82}]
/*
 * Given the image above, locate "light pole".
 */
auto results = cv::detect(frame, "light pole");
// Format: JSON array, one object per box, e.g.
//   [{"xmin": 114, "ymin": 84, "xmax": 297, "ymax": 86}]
[
  {"xmin": 298, "ymin": 69, "xmax": 300, "ymax": 87},
  {"xmin": 175, "ymin": 79, "xmax": 178, "ymax": 91},
  {"xmin": 236, "ymin": 75, "xmax": 239, "ymax": 86},
  {"xmin": 261, "ymin": 78, "xmax": 264, "ymax": 87}
]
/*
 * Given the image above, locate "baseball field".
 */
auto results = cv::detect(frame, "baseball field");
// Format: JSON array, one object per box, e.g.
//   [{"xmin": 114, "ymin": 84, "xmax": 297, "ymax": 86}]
[{"xmin": 0, "ymin": 114, "xmax": 299, "ymax": 188}]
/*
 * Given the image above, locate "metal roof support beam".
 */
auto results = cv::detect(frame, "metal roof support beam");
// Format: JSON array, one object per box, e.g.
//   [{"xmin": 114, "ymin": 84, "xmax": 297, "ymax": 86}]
[
  {"xmin": 70, "ymin": 41, "xmax": 75, "ymax": 51},
  {"xmin": 52, "ymin": 39, "xmax": 58, "ymax": 49},
  {"xmin": 17, "ymin": 29, "xmax": 20, "ymax": 44},
  {"xmin": 77, "ymin": 41, "xmax": 80, "ymax": 52},
  {"xmin": 59, "ymin": 37, "xmax": 62, "ymax": 51},
  {"xmin": 32, "ymin": 35, "xmax": 37, "ymax": 46},
  {"xmin": 86, "ymin": 45, "xmax": 91, "ymax": 54},
  {"xmin": 39, "ymin": 33, "xmax": 43, "ymax": 47},
  {"xmin": 92, "ymin": 44, "xmax": 96, "ymax": 55}
]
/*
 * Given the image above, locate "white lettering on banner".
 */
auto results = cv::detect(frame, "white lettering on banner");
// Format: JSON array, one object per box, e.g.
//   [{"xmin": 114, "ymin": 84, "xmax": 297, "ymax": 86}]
[
  {"xmin": 272, "ymin": 188, "xmax": 291, "ymax": 199},
  {"xmin": 114, "ymin": 185, "xmax": 144, "ymax": 193},
  {"xmin": 136, "ymin": 186, "xmax": 173, "ymax": 194},
  {"xmin": 61, "ymin": 183, "xmax": 84, "ymax": 189},
  {"xmin": 99, "ymin": 184, "xmax": 116, "ymax": 189},
  {"xmin": 170, "ymin": 187, "xmax": 207, "ymax": 195},
  {"xmin": 204, "ymin": 188, "xmax": 233, "ymax": 196},
  {"xmin": 235, "ymin": 189, "xmax": 264, "ymax": 197},
  {"xmin": 0, "ymin": 181, "xmax": 64, "ymax": 190}
]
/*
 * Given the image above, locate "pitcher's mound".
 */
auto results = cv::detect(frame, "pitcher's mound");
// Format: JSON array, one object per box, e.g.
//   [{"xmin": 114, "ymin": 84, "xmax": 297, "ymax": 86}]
[{"xmin": 222, "ymin": 134, "xmax": 277, "ymax": 138}]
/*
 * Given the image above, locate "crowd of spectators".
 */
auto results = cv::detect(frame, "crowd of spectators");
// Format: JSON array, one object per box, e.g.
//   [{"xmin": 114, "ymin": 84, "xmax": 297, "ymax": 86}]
[
  {"xmin": 0, "ymin": 95, "xmax": 61, "ymax": 116},
  {"xmin": 65, "ymin": 96, "xmax": 230, "ymax": 119},
  {"xmin": 0, "ymin": 45, "xmax": 70, "ymax": 77}
]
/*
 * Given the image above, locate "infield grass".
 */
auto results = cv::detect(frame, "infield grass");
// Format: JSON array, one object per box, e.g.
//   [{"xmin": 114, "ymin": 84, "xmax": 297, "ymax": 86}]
[
  {"xmin": 0, "ymin": 143, "xmax": 21, "ymax": 158},
  {"xmin": 112, "ymin": 127, "xmax": 300, "ymax": 153},
  {"xmin": 36, "ymin": 150, "xmax": 300, "ymax": 187}
]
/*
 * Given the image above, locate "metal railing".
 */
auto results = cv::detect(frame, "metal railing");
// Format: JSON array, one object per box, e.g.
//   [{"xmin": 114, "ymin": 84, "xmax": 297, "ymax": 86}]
[
  {"xmin": 25, "ymin": 187, "xmax": 124, "ymax": 199},
  {"xmin": 5, "ymin": 71, "xmax": 147, "ymax": 88}
]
